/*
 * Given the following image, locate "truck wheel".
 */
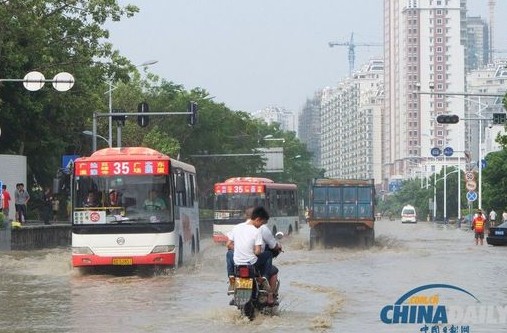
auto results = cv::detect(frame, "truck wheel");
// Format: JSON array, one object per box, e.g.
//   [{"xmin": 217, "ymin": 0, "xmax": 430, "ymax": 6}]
[
  {"xmin": 309, "ymin": 228, "xmax": 318, "ymax": 250},
  {"xmin": 362, "ymin": 230, "xmax": 375, "ymax": 248}
]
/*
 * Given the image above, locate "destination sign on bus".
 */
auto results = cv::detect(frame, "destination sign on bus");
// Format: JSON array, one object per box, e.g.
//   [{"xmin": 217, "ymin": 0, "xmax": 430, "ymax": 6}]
[
  {"xmin": 75, "ymin": 160, "xmax": 169, "ymax": 176},
  {"xmin": 214, "ymin": 184, "xmax": 265, "ymax": 194}
]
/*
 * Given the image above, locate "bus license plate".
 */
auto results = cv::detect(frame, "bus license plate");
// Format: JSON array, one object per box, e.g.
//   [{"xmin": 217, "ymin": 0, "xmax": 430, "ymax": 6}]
[
  {"xmin": 235, "ymin": 278, "xmax": 253, "ymax": 289},
  {"xmin": 112, "ymin": 258, "xmax": 133, "ymax": 265}
]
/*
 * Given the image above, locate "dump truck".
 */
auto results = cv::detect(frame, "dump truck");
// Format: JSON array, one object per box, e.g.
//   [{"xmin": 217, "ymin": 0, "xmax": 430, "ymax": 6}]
[{"xmin": 308, "ymin": 178, "xmax": 375, "ymax": 249}]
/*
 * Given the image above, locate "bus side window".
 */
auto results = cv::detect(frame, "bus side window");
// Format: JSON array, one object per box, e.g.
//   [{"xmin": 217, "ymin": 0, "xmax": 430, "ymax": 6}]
[
  {"xmin": 175, "ymin": 172, "xmax": 187, "ymax": 206},
  {"xmin": 188, "ymin": 174, "xmax": 196, "ymax": 207}
]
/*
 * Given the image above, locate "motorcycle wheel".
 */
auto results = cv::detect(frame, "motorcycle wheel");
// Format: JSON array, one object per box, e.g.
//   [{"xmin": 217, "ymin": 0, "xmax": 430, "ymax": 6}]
[{"xmin": 243, "ymin": 300, "xmax": 255, "ymax": 321}]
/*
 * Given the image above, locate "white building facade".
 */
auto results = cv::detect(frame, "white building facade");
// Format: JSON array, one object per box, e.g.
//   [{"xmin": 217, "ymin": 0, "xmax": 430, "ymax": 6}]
[
  {"xmin": 320, "ymin": 59, "xmax": 384, "ymax": 185},
  {"xmin": 383, "ymin": 0, "xmax": 467, "ymax": 189}
]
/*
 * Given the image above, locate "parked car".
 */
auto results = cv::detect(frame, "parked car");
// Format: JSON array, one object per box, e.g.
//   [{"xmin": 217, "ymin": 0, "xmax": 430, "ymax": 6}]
[
  {"xmin": 486, "ymin": 222, "xmax": 507, "ymax": 246},
  {"xmin": 401, "ymin": 205, "xmax": 417, "ymax": 223}
]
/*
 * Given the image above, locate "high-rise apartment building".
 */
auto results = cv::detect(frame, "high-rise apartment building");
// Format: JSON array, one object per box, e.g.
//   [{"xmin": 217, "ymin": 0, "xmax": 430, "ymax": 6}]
[
  {"xmin": 298, "ymin": 92, "xmax": 322, "ymax": 167},
  {"xmin": 251, "ymin": 106, "xmax": 297, "ymax": 134},
  {"xmin": 465, "ymin": 60, "xmax": 507, "ymax": 159},
  {"xmin": 383, "ymin": 0, "xmax": 466, "ymax": 190},
  {"xmin": 466, "ymin": 16, "xmax": 490, "ymax": 72},
  {"xmin": 320, "ymin": 59, "xmax": 384, "ymax": 184}
]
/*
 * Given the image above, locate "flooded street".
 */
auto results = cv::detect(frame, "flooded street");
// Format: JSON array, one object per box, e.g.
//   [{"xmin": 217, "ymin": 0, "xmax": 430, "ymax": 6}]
[{"xmin": 1, "ymin": 220, "xmax": 506, "ymax": 333}]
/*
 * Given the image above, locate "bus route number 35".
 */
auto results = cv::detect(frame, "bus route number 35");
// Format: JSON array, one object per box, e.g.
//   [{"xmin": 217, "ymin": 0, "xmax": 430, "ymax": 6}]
[{"xmin": 113, "ymin": 162, "xmax": 130, "ymax": 175}]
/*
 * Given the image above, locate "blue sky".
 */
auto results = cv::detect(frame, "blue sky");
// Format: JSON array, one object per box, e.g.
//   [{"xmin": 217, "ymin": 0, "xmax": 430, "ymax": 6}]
[{"xmin": 108, "ymin": 1, "xmax": 507, "ymax": 115}]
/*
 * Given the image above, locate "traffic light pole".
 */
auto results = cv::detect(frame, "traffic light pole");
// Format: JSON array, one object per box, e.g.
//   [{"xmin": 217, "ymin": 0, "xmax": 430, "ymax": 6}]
[
  {"xmin": 422, "ymin": 90, "xmax": 504, "ymax": 212},
  {"xmin": 91, "ymin": 110, "xmax": 194, "ymax": 152}
]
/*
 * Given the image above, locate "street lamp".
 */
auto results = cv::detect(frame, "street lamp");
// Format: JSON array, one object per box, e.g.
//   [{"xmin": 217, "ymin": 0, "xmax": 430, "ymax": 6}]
[
  {"xmin": 262, "ymin": 134, "xmax": 285, "ymax": 143},
  {"xmin": 82, "ymin": 130, "xmax": 110, "ymax": 149},
  {"xmin": 106, "ymin": 59, "xmax": 159, "ymax": 147}
]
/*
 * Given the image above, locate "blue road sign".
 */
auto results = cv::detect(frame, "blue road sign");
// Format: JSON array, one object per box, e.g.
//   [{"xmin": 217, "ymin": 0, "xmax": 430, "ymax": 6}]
[
  {"xmin": 431, "ymin": 147, "xmax": 442, "ymax": 157},
  {"xmin": 466, "ymin": 191, "xmax": 478, "ymax": 202},
  {"xmin": 62, "ymin": 154, "xmax": 79, "ymax": 173},
  {"xmin": 477, "ymin": 159, "xmax": 487, "ymax": 169},
  {"xmin": 443, "ymin": 146, "xmax": 454, "ymax": 157}
]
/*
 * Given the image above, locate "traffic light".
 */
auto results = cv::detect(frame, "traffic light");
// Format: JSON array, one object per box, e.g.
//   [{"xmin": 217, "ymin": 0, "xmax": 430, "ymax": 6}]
[
  {"xmin": 137, "ymin": 102, "xmax": 149, "ymax": 127},
  {"xmin": 436, "ymin": 114, "xmax": 459, "ymax": 124},
  {"xmin": 493, "ymin": 113, "xmax": 506, "ymax": 125},
  {"xmin": 112, "ymin": 108, "xmax": 126, "ymax": 126},
  {"xmin": 187, "ymin": 101, "xmax": 198, "ymax": 126}
]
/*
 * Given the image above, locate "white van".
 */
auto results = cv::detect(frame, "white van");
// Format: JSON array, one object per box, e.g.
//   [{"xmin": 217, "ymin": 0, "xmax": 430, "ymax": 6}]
[{"xmin": 401, "ymin": 205, "xmax": 417, "ymax": 223}]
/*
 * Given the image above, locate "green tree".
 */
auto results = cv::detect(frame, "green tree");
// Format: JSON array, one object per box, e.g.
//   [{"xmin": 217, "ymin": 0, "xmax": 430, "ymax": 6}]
[{"xmin": 0, "ymin": 0, "xmax": 139, "ymax": 188}]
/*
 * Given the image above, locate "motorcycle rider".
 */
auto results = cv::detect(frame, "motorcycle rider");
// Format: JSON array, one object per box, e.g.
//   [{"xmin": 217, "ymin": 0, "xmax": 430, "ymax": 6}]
[{"xmin": 226, "ymin": 206, "xmax": 276, "ymax": 305}]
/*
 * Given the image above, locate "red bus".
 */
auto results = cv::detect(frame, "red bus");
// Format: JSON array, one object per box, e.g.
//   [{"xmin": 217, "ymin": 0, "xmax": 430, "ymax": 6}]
[
  {"xmin": 213, "ymin": 177, "xmax": 300, "ymax": 243},
  {"xmin": 71, "ymin": 147, "xmax": 200, "ymax": 269}
]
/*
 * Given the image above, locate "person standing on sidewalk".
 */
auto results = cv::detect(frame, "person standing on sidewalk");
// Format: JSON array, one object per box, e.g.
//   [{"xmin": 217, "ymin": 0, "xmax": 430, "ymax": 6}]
[
  {"xmin": 14, "ymin": 183, "xmax": 30, "ymax": 223},
  {"xmin": 2, "ymin": 185, "xmax": 11, "ymax": 221},
  {"xmin": 489, "ymin": 209, "xmax": 497, "ymax": 228}
]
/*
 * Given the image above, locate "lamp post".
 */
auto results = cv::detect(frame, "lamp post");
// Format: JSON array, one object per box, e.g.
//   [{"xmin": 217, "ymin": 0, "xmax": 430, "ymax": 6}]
[
  {"xmin": 106, "ymin": 60, "xmax": 158, "ymax": 147},
  {"xmin": 82, "ymin": 130, "xmax": 110, "ymax": 150}
]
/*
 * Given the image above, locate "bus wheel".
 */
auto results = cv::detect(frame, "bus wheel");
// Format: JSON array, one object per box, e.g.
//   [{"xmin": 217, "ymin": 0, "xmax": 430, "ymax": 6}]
[{"xmin": 178, "ymin": 238, "xmax": 183, "ymax": 267}]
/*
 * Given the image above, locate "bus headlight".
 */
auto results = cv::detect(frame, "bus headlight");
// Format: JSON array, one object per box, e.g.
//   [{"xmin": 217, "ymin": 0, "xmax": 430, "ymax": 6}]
[
  {"xmin": 72, "ymin": 247, "xmax": 94, "ymax": 255},
  {"xmin": 151, "ymin": 245, "xmax": 175, "ymax": 253}
]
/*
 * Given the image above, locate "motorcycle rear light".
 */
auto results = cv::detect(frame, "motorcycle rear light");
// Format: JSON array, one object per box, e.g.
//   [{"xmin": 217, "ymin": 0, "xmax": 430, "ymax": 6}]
[{"xmin": 238, "ymin": 267, "xmax": 250, "ymax": 277}]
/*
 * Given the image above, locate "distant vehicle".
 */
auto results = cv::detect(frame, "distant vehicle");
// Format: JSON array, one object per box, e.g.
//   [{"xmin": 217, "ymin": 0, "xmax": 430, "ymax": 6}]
[
  {"xmin": 213, "ymin": 177, "xmax": 300, "ymax": 243},
  {"xmin": 401, "ymin": 205, "xmax": 417, "ymax": 223},
  {"xmin": 307, "ymin": 178, "xmax": 375, "ymax": 249},
  {"xmin": 486, "ymin": 222, "xmax": 507, "ymax": 246}
]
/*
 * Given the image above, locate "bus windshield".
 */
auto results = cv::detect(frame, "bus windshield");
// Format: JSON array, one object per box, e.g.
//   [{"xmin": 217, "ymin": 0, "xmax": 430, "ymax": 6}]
[
  {"xmin": 214, "ymin": 193, "xmax": 265, "ymax": 218},
  {"xmin": 73, "ymin": 174, "xmax": 173, "ymax": 225}
]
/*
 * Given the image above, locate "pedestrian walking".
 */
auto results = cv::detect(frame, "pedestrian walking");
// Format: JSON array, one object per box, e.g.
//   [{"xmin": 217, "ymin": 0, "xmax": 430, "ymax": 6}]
[
  {"xmin": 502, "ymin": 210, "xmax": 507, "ymax": 223},
  {"xmin": 472, "ymin": 209, "xmax": 486, "ymax": 246},
  {"xmin": 14, "ymin": 183, "xmax": 30, "ymax": 223},
  {"xmin": 2, "ymin": 185, "xmax": 11, "ymax": 221}
]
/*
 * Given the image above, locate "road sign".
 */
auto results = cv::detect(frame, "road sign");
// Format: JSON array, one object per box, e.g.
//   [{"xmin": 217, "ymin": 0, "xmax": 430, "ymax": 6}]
[
  {"xmin": 23, "ymin": 71, "xmax": 45, "ymax": 91},
  {"xmin": 52, "ymin": 72, "xmax": 75, "ymax": 92},
  {"xmin": 477, "ymin": 159, "xmax": 487, "ymax": 169},
  {"xmin": 62, "ymin": 154, "xmax": 79, "ymax": 173},
  {"xmin": 465, "ymin": 172, "xmax": 474, "ymax": 181},
  {"xmin": 466, "ymin": 180, "xmax": 477, "ymax": 191},
  {"xmin": 466, "ymin": 191, "xmax": 478, "ymax": 202},
  {"xmin": 443, "ymin": 146, "xmax": 454, "ymax": 157},
  {"xmin": 431, "ymin": 147, "xmax": 442, "ymax": 157}
]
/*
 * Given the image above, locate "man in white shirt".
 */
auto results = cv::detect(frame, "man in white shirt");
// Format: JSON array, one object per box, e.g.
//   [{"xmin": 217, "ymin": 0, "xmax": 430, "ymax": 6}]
[{"xmin": 226, "ymin": 206, "xmax": 275, "ymax": 304}]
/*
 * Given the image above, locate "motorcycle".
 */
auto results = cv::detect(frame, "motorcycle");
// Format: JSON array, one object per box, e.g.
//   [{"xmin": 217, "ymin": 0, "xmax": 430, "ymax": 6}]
[{"xmin": 228, "ymin": 232, "xmax": 283, "ymax": 320}]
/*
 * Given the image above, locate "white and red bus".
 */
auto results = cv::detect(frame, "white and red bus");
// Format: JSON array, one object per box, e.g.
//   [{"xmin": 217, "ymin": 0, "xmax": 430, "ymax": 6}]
[
  {"xmin": 213, "ymin": 177, "xmax": 300, "ymax": 243},
  {"xmin": 71, "ymin": 147, "xmax": 199, "ymax": 269}
]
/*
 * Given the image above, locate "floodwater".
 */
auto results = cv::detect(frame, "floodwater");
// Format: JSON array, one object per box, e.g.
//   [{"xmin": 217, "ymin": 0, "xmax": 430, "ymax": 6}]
[{"xmin": 1, "ymin": 220, "xmax": 506, "ymax": 333}]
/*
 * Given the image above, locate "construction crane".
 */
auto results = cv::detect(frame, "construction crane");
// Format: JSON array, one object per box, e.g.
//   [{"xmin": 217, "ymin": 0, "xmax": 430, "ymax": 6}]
[{"xmin": 328, "ymin": 32, "xmax": 382, "ymax": 77}]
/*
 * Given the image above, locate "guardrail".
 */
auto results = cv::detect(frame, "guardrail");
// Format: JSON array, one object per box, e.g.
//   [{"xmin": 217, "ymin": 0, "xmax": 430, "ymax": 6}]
[{"xmin": 0, "ymin": 218, "xmax": 215, "ymax": 251}]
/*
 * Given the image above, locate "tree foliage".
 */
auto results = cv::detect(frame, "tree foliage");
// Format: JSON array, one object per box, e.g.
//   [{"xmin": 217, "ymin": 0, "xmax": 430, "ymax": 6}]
[{"xmin": 0, "ymin": 0, "xmax": 138, "ymax": 186}]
